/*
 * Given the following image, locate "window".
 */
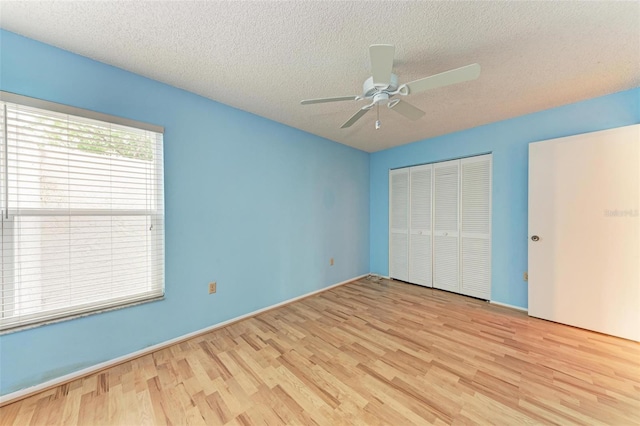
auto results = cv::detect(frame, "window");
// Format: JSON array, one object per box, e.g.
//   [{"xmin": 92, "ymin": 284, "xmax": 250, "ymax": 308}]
[{"xmin": 0, "ymin": 92, "xmax": 164, "ymax": 331}]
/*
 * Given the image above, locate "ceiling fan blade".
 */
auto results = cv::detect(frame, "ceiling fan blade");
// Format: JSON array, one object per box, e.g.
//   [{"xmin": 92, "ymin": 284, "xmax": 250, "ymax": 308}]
[
  {"xmin": 301, "ymin": 96, "xmax": 359, "ymax": 105},
  {"xmin": 370, "ymin": 44, "xmax": 395, "ymax": 88},
  {"xmin": 404, "ymin": 63, "xmax": 481, "ymax": 95},
  {"xmin": 341, "ymin": 107, "xmax": 370, "ymax": 129},
  {"xmin": 389, "ymin": 100, "xmax": 425, "ymax": 121}
]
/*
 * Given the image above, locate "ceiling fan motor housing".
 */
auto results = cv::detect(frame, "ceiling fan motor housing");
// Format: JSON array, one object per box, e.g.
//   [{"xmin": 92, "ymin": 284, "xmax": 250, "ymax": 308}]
[
  {"xmin": 363, "ymin": 74, "xmax": 399, "ymax": 98},
  {"xmin": 373, "ymin": 92, "xmax": 390, "ymax": 105}
]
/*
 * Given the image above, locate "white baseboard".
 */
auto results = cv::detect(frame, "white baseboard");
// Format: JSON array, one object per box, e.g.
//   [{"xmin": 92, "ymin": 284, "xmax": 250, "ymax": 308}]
[
  {"xmin": 370, "ymin": 278, "xmax": 527, "ymax": 313},
  {"xmin": 490, "ymin": 300, "xmax": 528, "ymax": 312},
  {"xmin": 0, "ymin": 274, "xmax": 367, "ymax": 406}
]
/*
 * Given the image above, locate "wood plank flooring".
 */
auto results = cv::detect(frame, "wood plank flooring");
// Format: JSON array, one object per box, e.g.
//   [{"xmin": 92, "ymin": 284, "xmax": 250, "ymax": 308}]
[{"xmin": 2, "ymin": 277, "xmax": 639, "ymax": 425}]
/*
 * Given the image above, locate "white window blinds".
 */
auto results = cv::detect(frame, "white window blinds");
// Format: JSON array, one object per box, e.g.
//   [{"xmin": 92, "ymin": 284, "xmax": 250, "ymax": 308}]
[{"xmin": 0, "ymin": 94, "xmax": 164, "ymax": 331}]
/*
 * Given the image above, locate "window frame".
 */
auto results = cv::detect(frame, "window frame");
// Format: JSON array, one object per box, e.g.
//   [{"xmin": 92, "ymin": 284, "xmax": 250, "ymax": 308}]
[{"xmin": 0, "ymin": 91, "xmax": 165, "ymax": 333}]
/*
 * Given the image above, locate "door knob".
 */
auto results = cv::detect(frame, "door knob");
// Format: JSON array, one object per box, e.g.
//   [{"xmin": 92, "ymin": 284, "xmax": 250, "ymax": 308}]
[{"xmin": 531, "ymin": 235, "xmax": 540, "ymax": 242}]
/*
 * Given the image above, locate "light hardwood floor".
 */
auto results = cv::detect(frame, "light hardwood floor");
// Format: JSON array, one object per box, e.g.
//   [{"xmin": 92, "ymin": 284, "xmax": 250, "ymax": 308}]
[{"xmin": 1, "ymin": 278, "xmax": 639, "ymax": 425}]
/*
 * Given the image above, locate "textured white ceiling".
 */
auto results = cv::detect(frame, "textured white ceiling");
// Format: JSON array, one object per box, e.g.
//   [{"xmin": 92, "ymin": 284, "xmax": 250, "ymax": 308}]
[{"xmin": 1, "ymin": 1, "xmax": 639, "ymax": 152}]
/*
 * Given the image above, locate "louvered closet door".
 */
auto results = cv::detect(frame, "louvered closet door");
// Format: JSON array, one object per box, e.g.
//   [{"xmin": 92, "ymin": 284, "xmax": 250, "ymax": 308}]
[
  {"xmin": 409, "ymin": 165, "xmax": 432, "ymax": 287},
  {"xmin": 389, "ymin": 169, "xmax": 409, "ymax": 281},
  {"xmin": 460, "ymin": 155, "xmax": 492, "ymax": 299},
  {"xmin": 433, "ymin": 160, "xmax": 460, "ymax": 292}
]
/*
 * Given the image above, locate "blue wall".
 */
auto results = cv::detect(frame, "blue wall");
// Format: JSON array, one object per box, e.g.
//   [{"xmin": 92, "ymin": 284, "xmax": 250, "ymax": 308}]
[
  {"xmin": 370, "ymin": 88, "xmax": 640, "ymax": 308},
  {"xmin": 0, "ymin": 30, "xmax": 370, "ymax": 395}
]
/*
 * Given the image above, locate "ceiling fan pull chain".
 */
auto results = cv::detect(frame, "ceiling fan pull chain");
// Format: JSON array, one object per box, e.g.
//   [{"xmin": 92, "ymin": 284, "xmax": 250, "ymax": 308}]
[{"xmin": 375, "ymin": 103, "xmax": 381, "ymax": 130}]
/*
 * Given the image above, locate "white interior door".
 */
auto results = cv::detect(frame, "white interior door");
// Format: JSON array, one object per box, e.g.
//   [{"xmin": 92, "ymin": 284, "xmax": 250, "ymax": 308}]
[
  {"xmin": 460, "ymin": 155, "xmax": 492, "ymax": 299},
  {"xmin": 409, "ymin": 164, "xmax": 433, "ymax": 287},
  {"xmin": 433, "ymin": 160, "xmax": 460, "ymax": 292},
  {"xmin": 529, "ymin": 124, "xmax": 640, "ymax": 341},
  {"xmin": 389, "ymin": 169, "xmax": 409, "ymax": 281}
]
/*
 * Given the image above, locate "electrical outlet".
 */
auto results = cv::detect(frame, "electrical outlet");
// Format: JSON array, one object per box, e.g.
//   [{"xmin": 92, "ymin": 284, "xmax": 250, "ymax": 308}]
[
  {"xmin": 330, "ymin": 258, "xmax": 334, "ymax": 266},
  {"xmin": 209, "ymin": 282, "xmax": 217, "ymax": 294},
  {"xmin": 523, "ymin": 272, "xmax": 528, "ymax": 282}
]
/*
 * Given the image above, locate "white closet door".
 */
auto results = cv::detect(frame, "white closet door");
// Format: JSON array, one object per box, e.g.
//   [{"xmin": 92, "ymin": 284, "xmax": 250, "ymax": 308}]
[
  {"xmin": 389, "ymin": 169, "xmax": 409, "ymax": 281},
  {"xmin": 433, "ymin": 160, "xmax": 460, "ymax": 292},
  {"xmin": 460, "ymin": 155, "xmax": 492, "ymax": 299},
  {"xmin": 409, "ymin": 164, "xmax": 433, "ymax": 287}
]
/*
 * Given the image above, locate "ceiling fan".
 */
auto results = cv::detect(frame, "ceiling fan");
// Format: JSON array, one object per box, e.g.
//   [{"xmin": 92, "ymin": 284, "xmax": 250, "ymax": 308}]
[{"xmin": 301, "ymin": 45, "xmax": 480, "ymax": 130}]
